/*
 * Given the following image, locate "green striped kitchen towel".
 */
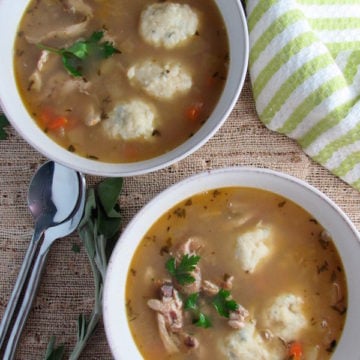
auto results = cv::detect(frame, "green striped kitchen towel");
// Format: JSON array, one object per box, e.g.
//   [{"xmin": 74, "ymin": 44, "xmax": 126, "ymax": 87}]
[{"xmin": 246, "ymin": 0, "xmax": 360, "ymax": 191}]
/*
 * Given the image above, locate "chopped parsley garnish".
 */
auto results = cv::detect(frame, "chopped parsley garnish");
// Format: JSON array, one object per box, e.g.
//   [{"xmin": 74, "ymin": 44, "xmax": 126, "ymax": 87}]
[
  {"xmin": 38, "ymin": 31, "xmax": 120, "ymax": 77},
  {"xmin": 184, "ymin": 293, "xmax": 212, "ymax": 328},
  {"xmin": 212, "ymin": 289, "xmax": 238, "ymax": 318},
  {"xmin": 184, "ymin": 292, "xmax": 199, "ymax": 311},
  {"xmin": 195, "ymin": 312, "xmax": 212, "ymax": 328},
  {"xmin": 165, "ymin": 254, "xmax": 200, "ymax": 285}
]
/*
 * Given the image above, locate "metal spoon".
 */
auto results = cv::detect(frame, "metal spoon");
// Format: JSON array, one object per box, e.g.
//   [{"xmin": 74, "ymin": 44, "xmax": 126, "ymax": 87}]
[
  {"xmin": 0, "ymin": 161, "xmax": 80, "ymax": 348},
  {"xmin": 3, "ymin": 170, "xmax": 86, "ymax": 360}
]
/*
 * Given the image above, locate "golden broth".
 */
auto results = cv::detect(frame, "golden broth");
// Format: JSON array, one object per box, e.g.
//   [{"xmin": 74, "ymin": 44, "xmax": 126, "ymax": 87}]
[
  {"xmin": 126, "ymin": 187, "xmax": 347, "ymax": 359},
  {"xmin": 14, "ymin": 0, "xmax": 228, "ymax": 162}
]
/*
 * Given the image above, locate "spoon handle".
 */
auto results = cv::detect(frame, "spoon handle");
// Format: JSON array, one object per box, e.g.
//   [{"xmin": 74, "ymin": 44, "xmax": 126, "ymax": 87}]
[
  {"xmin": 0, "ymin": 226, "xmax": 44, "ymax": 349},
  {"xmin": 3, "ymin": 238, "xmax": 52, "ymax": 360}
]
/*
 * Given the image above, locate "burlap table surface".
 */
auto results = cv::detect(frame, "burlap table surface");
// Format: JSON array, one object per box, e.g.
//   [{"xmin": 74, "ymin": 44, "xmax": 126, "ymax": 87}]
[{"xmin": 0, "ymin": 74, "xmax": 359, "ymax": 359}]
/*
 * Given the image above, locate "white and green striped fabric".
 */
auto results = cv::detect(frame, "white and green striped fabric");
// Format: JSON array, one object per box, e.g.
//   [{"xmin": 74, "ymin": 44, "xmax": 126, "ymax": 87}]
[{"xmin": 246, "ymin": 0, "xmax": 360, "ymax": 191}]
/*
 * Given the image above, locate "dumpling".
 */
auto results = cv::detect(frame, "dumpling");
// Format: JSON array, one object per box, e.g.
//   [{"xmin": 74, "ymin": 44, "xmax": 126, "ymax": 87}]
[
  {"xmin": 102, "ymin": 99, "xmax": 156, "ymax": 140},
  {"xmin": 139, "ymin": 3, "xmax": 199, "ymax": 49},
  {"xmin": 235, "ymin": 225, "xmax": 273, "ymax": 273},
  {"xmin": 127, "ymin": 59, "xmax": 192, "ymax": 100},
  {"xmin": 260, "ymin": 293, "xmax": 308, "ymax": 342},
  {"xmin": 220, "ymin": 320, "xmax": 271, "ymax": 360}
]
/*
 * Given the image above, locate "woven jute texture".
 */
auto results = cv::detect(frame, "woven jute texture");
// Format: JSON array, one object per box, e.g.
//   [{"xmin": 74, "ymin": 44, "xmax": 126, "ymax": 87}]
[{"xmin": 0, "ymin": 75, "xmax": 359, "ymax": 359}]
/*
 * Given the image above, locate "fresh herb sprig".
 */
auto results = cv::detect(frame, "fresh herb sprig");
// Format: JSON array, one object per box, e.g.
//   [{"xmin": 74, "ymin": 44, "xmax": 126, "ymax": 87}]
[
  {"xmin": 0, "ymin": 114, "xmax": 9, "ymax": 140},
  {"xmin": 212, "ymin": 289, "xmax": 239, "ymax": 318},
  {"xmin": 165, "ymin": 254, "xmax": 200, "ymax": 285},
  {"xmin": 184, "ymin": 293, "xmax": 212, "ymax": 328},
  {"xmin": 44, "ymin": 336, "xmax": 65, "ymax": 360},
  {"xmin": 38, "ymin": 30, "xmax": 120, "ymax": 77},
  {"xmin": 44, "ymin": 177, "xmax": 123, "ymax": 360}
]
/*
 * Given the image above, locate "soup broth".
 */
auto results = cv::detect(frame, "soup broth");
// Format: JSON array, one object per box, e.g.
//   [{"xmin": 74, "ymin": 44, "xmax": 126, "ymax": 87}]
[
  {"xmin": 126, "ymin": 187, "xmax": 347, "ymax": 359},
  {"xmin": 14, "ymin": 0, "xmax": 229, "ymax": 162}
]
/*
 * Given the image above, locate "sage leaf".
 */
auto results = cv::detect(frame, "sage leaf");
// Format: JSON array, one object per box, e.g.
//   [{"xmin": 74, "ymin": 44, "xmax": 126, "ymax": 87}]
[
  {"xmin": 45, "ymin": 177, "xmax": 123, "ymax": 360},
  {"xmin": 97, "ymin": 177, "xmax": 123, "ymax": 216},
  {"xmin": 0, "ymin": 114, "xmax": 9, "ymax": 140}
]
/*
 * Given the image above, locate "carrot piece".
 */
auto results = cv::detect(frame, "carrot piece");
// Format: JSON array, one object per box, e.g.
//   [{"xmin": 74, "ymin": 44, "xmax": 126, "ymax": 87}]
[
  {"xmin": 47, "ymin": 116, "xmax": 68, "ymax": 130},
  {"xmin": 186, "ymin": 107, "xmax": 200, "ymax": 121},
  {"xmin": 185, "ymin": 102, "xmax": 204, "ymax": 122},
  {"xmin": 39, "ymin": 107, "xmax": 53, "ymax": 126},
  {"xmin": 288, "ymin": 341, "xmax": 303, "ymax": 360},
  {"xmin": 39, "ymin": 108, "xmax": 68, "ymax": 130}
]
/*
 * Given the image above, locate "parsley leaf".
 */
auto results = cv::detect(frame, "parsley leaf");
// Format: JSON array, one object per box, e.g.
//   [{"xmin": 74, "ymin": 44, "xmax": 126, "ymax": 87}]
[
  {"xmin": 212, "ymin": 289, "xmax": 238, "ymax": 318},
  {"xmin": 184, "ymin": 293, "xmax": 212, "ymax": 328},
  {"xmin": 38, "ymin": 30, "xmax": 120, "ymax": 77},
  {"xmin": 165, "ymin": 254, "xmax": 200, "ymax": 285},
  {"xmin": 184, "ymin": 292, "xmax": 199, "ymax": 311},
  {"xmin": 0, "ymin": 114, "xmax": 10, "ymax": 140},
  {"xmin": 195, "ymin": 312, "xmax": 212, "ymax": 328}
]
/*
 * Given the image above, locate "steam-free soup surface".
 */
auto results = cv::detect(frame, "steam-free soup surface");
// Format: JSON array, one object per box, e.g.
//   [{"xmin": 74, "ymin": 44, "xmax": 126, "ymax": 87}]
[
  {"xmin": 14, "ymin": 0, "xmax": 228, "ymax": 162},
  {"xmin": 126, "ymin": 187, "xmax": 347, "ymax": 359}
]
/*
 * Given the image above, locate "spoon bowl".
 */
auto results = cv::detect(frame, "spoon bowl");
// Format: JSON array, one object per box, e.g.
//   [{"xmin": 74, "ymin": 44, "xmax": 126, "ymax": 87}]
[{"xmin": 27, "ymin": 160, "xmax": 79, "ymax": 225}]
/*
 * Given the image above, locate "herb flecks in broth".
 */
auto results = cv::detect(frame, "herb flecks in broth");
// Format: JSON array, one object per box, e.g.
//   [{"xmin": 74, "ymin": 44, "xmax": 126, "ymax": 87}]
[
  {"xmin": 126, "ymin": 187, "xmax": 348, "ymax": 359},
  {"xmin": 15, "ymin": 0, "xmax": 229, "ymax": 162}
]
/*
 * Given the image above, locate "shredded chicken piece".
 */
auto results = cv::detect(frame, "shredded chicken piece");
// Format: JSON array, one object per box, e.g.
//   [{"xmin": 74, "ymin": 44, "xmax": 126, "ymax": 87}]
[
  {"xmin": 36, "ymin": 50, "xmax": 50, "ymax": 72},
  {"xmin": 148, "ymin": 282, "xmax": 199, "ymax": 353},
  {"xmin": 179, "ymin": 332, "xmax": 199, "ymax": 349},
  {"xmin": 221, "ymin": 274, "xmax": 234, "ymax": 291},
  {"xmin": 84, "ymin": 106, "xmax": 101, "ymax": 126},
  {"xmin": 202, "ymin": 280, "xmax": 219, "ymax": 296},
  {"xmin": 61, "ymin": 78, "xmax": 91, "ymax": 96},
  {"xmin": 28, "ymin": 51, "xmax": 58, "ymax": 91},
  {"xmin": 228, "ymin": 304, "xmax": 250, "ymax": 329},
  {"xmin": 201, "ymin": 274, "xmax": 233, "ymax": 296},
  {"xmin": 176, "ymin": 237, "xmax": 203, "ymax": 256},
  {"xmin": 147, "ymin": 282, "xmax": 184, "ymax": 333},
  {"xmin": 102, "ymin": 31, "xmax": 118, "ymax": 46},
  {"xmin": 67, "ymin": 0, "xmax": 93, "ymax": 17},
  {"xmin": 26, "ymin": 20, "xmax": 90, "ymax": 44},
  {"xmin": 25, "ymin": 0, "xmax": 93, "ymax": 44},
  {"xmin": 156, "ymin": 313, "xmax": 180, "ymax": 354},
  {"xmin": 31, "ymin": 72, "xmax": 68, "ymax": 100}
]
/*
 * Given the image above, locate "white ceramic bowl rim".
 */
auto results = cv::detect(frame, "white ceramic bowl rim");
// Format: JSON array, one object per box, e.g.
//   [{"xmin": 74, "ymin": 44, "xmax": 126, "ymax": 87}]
[
  {"xmin": 0, "ymin": 0, "xmax": 249, "ymax": 176},
  {"xmin": 103, "ymin": 166, "xmax": 360, "ymax": 360}
]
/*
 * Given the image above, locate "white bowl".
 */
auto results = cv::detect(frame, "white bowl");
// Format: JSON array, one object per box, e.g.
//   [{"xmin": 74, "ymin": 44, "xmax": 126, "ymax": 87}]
[
  {"xmin": 0, "ymin": 0, "xmax": 248, "ymax": 177},
  {"xmin": 103, "ymin": 167, "xmax": 360, "ymax": 360}
]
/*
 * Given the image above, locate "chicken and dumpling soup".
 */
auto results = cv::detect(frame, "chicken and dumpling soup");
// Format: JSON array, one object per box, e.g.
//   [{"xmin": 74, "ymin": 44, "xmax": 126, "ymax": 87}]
[
  {"xmin": 126, "ymin": 188, "xmax": 347, "ymax": 359},
  {"xmin": 14, "ymin": 0, "xmax": 229, "ymax": 162}
]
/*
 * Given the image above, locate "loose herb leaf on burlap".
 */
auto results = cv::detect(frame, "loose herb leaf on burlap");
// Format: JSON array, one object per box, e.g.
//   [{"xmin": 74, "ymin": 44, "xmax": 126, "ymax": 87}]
[{"xmin": 0, "ymin": 114, "xmax": 10, "ymax": 140}]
